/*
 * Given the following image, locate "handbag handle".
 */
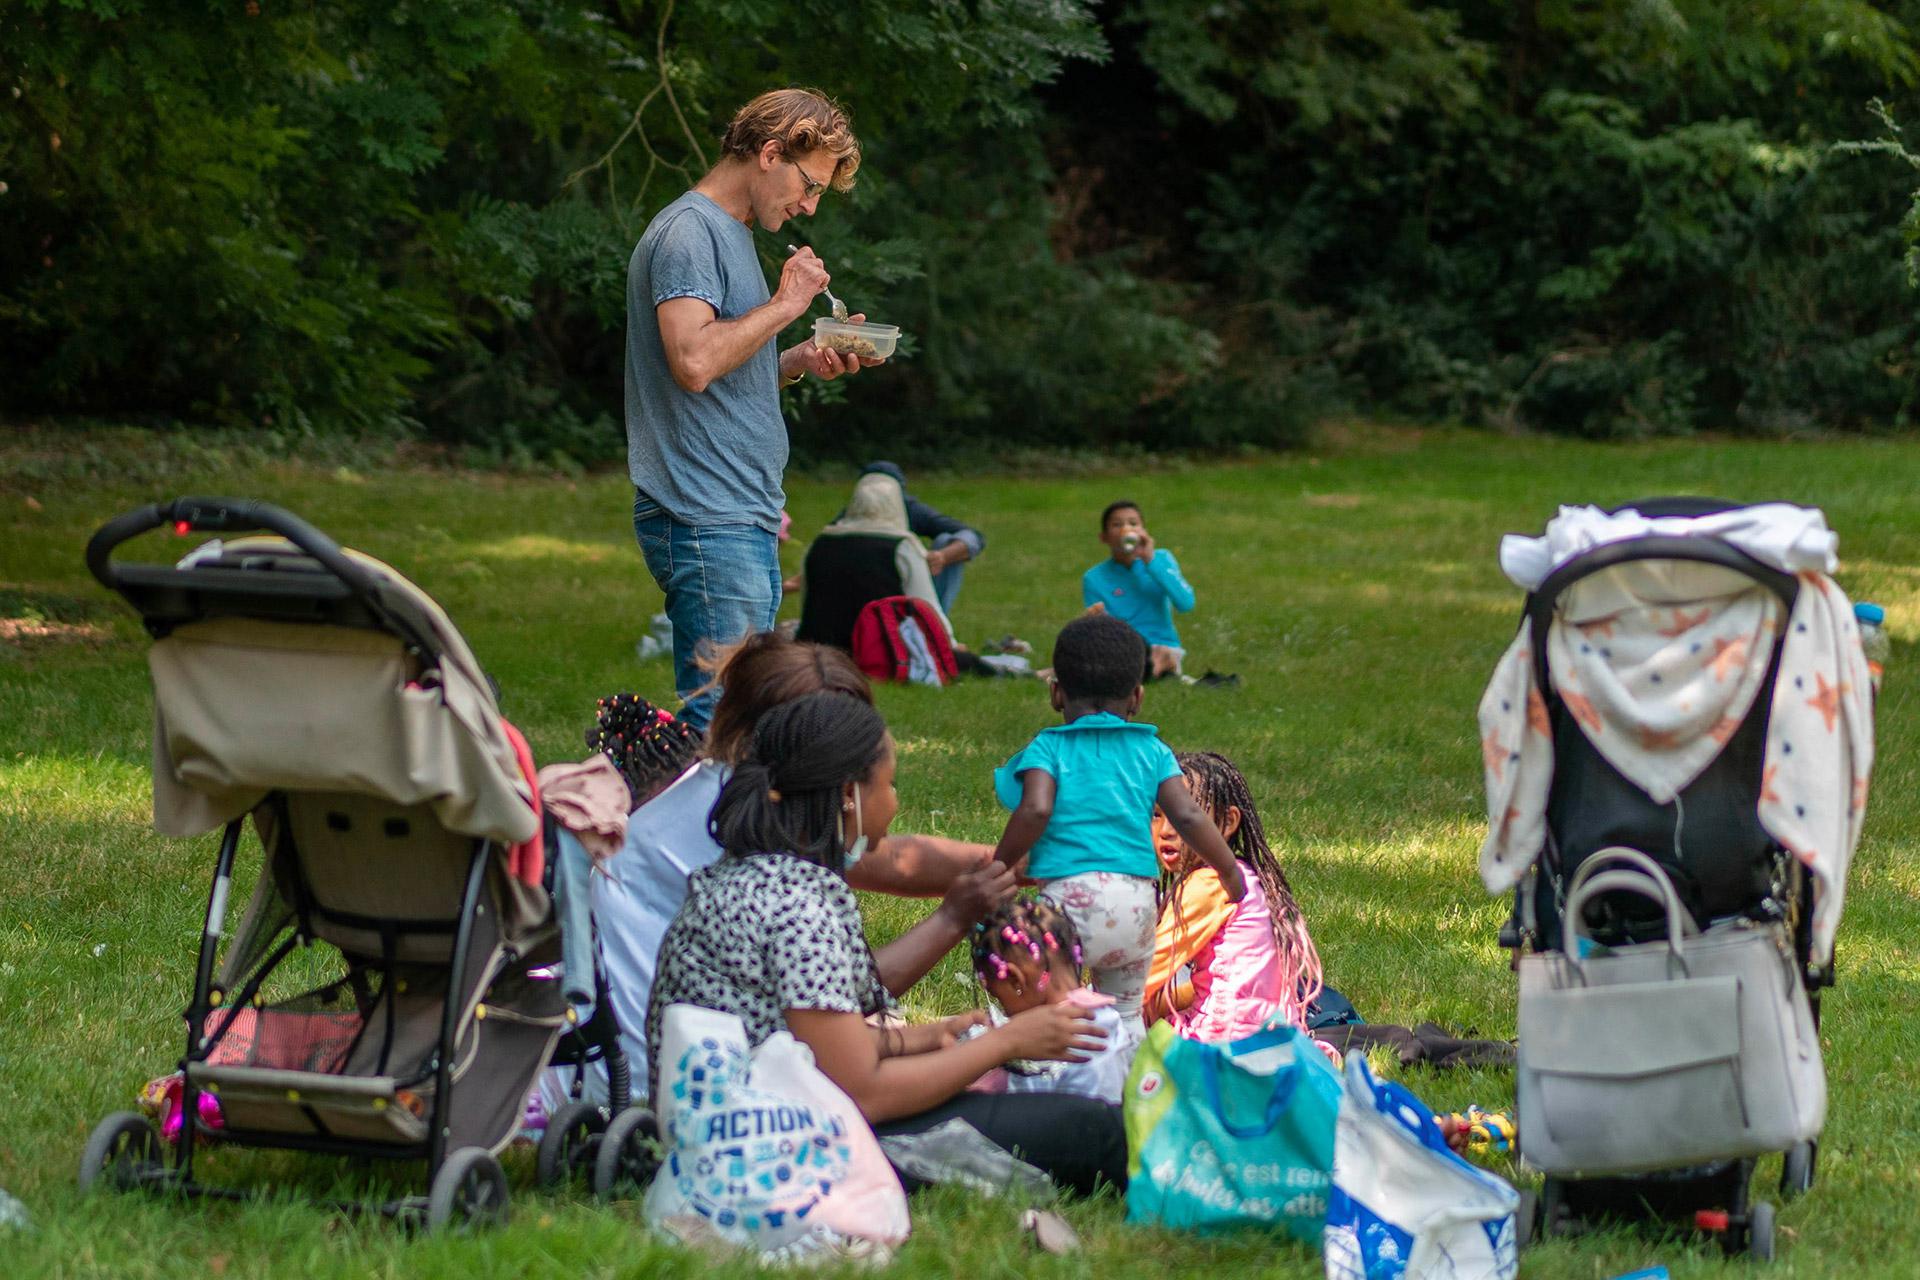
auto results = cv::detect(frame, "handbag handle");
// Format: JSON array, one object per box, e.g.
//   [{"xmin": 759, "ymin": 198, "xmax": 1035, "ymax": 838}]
[
  {"xmin": 1563, "ymin": 845, "xmax": 1681, "ymax": 903},
  {"xmin": 1564, "ymin": 864, "xmax": 1697, "ymax": 981},
  {"xmin": 1199, "ymin": 1037, "xmax": 1301, "ymax": 1139}
]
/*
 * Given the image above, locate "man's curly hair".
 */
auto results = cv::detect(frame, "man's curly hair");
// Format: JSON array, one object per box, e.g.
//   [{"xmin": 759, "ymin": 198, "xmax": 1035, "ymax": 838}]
[{"xmin": 720, "ymin": 87, "xmax": 861, "ymax": 192}]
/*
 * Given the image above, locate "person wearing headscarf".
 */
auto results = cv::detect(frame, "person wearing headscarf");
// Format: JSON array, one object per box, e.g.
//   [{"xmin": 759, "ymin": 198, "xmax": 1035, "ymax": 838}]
[
  {"xmin": 856, "ymin": 461, "xmax": 984, "ymax": 613},
  {"xmin": 796, "ymin": 472, "xmax": 956, "ymax": 651}
]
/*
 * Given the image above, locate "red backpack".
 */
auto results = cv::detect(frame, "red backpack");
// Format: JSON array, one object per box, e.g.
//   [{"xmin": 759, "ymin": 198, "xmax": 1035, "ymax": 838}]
[{"xmin": 850, "ymin": 596, "xmax": 959, "ymax": 686}]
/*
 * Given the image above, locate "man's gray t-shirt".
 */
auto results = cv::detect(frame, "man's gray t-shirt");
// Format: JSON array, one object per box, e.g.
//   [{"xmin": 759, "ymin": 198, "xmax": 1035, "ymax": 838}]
[{"xmin": 624, "ymin": 191, "xmax": 786, "ymax": 533}]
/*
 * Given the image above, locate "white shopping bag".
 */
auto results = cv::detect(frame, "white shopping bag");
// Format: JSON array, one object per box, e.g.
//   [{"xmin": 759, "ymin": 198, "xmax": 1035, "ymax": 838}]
[
  {"xmin": 1324, "ymin": 1055, "xmax": 1518, "ymax": 1280},
  {"xmin": 646, "ymin": 1004, "xmax": 909, "ymax": 1255}
]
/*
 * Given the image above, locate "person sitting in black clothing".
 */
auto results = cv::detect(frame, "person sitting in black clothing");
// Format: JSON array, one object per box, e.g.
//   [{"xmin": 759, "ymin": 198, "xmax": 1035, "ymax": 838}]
[
  {"xmin": 855, "ymin": 461, "xmax": 983, "ymax": 613},
  {"xmin": 796, "ymin": 472, "xmax": 957, "ymax": 652}
]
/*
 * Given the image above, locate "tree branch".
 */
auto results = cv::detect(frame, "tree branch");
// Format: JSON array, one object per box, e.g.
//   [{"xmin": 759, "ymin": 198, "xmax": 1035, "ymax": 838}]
[{"xmin": 656, "ymin": 0, "xmax": 710, "ymax": 171}]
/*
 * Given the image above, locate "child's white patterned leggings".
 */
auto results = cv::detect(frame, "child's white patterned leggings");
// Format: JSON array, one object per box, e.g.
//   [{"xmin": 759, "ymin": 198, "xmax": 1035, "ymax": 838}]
[{"xmin": 1036, "ymin": 871, "xmax": 1159, "ymax": 1024}]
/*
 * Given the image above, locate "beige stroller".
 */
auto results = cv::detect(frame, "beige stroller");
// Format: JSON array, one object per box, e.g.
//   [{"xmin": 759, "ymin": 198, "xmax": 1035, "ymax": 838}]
[{"xmin": 78, "ymin": 497, "xmax": 569, "ymax": 1229}]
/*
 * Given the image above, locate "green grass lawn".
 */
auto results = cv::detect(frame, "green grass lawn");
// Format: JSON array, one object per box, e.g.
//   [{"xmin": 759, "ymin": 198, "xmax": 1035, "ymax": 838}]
[{"xmin": 3, "ymin": 425, "xmax": 1917, "ymax": 1278}]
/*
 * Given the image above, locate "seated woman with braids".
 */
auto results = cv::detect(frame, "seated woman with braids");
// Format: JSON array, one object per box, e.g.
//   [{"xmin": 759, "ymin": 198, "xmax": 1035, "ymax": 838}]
[
  {"xmin": 646, "ymin": 692, "xmax": 1129, "ymax": 1197},
  {"xmin": 597, "ymin": 632, "xmax": 996, "ymax": 1097}
]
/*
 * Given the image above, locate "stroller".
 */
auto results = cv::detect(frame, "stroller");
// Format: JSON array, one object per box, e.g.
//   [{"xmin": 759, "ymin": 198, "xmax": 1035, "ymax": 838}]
[
  {"xmin": 1477, "ymin": 498, "xmax": 1874, "ymax": 1260},
  {"xmin": 76, "ymin": 497, "xmax": 653, "ymax": 1227},
  {"xmin": 531, "ymin": 811, "xmax": 663, "ymax": 1199}
]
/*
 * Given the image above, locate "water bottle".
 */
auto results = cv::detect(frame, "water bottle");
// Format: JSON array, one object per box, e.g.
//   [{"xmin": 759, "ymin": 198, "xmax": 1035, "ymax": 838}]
[{"xmin": 1855, "ymin": 602, "xmax": 1888, "ymax": 696}]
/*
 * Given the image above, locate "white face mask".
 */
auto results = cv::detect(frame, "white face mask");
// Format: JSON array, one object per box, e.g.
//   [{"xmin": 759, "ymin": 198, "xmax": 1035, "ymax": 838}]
[{"xmin": 840, "ymin": 781, "xmax": 869, "ymax": 869}]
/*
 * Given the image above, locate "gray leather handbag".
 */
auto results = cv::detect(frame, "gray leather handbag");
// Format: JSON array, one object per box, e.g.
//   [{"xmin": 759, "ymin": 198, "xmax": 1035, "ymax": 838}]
[{"xmin": 1516, "ymin": 848, "xmax": 1824, "ymax": 1177}]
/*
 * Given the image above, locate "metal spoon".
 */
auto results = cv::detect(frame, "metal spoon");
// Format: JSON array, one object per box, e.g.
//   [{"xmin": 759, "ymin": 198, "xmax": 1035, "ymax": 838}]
[{"xmin": 787, "ymin": 243, "xmax": 848, "ymax": 321}]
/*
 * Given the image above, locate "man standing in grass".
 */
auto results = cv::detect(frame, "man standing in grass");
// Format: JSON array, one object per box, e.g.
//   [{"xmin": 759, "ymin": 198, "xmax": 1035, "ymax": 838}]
[{"xmin": 625, "ymin": 87, "xmax": 883, "ymax": 730}]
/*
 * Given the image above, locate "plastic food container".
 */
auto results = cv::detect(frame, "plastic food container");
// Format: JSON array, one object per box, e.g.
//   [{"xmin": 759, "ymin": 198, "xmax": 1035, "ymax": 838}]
[{"xmin": 813, "ymin": 317, "xmax": 900, "ymax": 360}]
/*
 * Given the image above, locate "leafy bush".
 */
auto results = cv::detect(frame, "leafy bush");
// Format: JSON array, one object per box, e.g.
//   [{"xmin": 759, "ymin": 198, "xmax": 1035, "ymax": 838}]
[{"xmin": 8, "ymin": 0, "xmax": 1920, "ymax": 454}]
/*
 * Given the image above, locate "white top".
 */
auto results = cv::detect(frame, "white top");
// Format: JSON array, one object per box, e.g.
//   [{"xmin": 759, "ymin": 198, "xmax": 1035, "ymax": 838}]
[
  {"xmin": 593, "ymin": 759, "xmax": 730, "ymax": 1096},
  {"xmin": 997, "ymin": 995, "xmax": 1142, "ymax": 1106}
]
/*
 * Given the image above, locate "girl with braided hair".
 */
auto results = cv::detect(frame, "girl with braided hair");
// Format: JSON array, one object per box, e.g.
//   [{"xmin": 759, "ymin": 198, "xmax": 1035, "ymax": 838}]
[
  {"xmin": 1143, "ymin": 750, "xmax": 1326, "ymax": 1043},
  {"xmin": 965, "ymin": 896, "xmax": 1142, "ymax": 1104}
]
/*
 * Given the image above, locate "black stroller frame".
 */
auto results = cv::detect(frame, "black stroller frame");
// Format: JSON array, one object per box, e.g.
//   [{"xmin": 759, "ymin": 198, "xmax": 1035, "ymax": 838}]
[
  {"xmin": 1498, "ymin": 499, "xmax": 1830, "ymax": 1261},
  {"xmin": 165, "ymin": 803, "xmax": 505, "ymax": 1223},
  {"xmin": 74, "ymin": 497, "xmax": 648, "ymax": 1228}
]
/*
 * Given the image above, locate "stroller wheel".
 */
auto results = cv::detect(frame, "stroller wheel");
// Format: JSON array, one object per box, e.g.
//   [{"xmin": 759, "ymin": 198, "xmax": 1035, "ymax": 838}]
[
  {"xmin": 536, "ymin": 1101, "xmax": 608, "ymax": 1187},
  {"xmin": 1781, "ymin": 1140, "xmax": 1815, "ymax": 1199},
  {"xmin": 593, "ymin": 1106, "xmax": 662, "ymax": 1200},
  {"xmin": 427, "ymin": 1147, "xmax": 510, "ymax": 1231},
  {"xmin": 79, "ymin": 1111, "xmax": 163, "ymax": 1193},
  {"xmin": 1748, "ymin": 1199, "xmax": 1777, "ymax": 1261}
]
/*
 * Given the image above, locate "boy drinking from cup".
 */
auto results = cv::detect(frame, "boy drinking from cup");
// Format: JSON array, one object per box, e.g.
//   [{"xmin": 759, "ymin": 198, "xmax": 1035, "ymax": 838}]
[{"xmin": 1081, "ymin": 500, "xmax": 1194, "ymax": 680}]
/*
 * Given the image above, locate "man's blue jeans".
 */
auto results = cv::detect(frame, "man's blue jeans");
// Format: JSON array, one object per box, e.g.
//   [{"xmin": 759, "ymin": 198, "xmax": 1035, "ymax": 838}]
[{"xmin": 633, "ymin": 492, "xmax": 781, "ymax": 732}]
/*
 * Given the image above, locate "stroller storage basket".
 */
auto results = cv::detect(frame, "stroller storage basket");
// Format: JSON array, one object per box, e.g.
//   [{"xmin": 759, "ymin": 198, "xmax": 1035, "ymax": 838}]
[{"xmin": 187, "ymin": 1066, "xmax": 430, "ymax": 1145}]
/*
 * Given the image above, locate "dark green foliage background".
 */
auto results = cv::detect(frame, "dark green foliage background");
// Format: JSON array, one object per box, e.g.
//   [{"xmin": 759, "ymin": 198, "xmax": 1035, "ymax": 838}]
[{"xmin": 6, "ymin": 0, "xmax": 1920, "ymax": 458}]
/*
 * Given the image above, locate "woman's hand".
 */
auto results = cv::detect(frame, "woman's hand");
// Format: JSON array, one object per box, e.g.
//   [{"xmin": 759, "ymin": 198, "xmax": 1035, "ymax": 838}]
[
  {"xmin": 882, "ymin": 1010, "xmax": 992, "ymax": 1056},
  {"xmin": 1003, "ymin": 1001, "xmax": 1107, "ymax": 1063},
  {"xmin": 934, "ymin": 1010, "xmax": 991, "ymax": 1048},
  {"xmin": 872, "ymin": 856, "xmax": 1011, "ymax": 995},
  {"xmin": 934, "ymin": 859, "xmax": 1019, "ymax": 929}
]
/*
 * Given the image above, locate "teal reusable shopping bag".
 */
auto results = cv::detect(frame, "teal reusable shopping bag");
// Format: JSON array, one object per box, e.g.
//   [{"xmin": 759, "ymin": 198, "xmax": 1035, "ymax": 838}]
[{"xmin": 1123, "ymin": 1019, "xmax": 1342, "ymax": 1241}]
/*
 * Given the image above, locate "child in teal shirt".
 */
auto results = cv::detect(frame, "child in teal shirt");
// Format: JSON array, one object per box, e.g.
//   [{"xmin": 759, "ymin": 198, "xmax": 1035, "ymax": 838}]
[
  {"xmin": 994, "ymin": 614, "xmax": 1244, "ymax": 1024},
  {"xmin": 1081, "ymin": 500, "xmax": 1195, "ymax": 680}
]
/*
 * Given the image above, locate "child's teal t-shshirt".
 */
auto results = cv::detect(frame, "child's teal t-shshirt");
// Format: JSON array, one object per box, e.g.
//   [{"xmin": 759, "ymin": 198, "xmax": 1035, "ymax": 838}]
[
  {"xmin": 1081, "ymin": 550, "xmax": 1195, "ymax": 649},
  {"xmin": 993, "ymin": 713, "xmax": 1181, "ymax": 881}
]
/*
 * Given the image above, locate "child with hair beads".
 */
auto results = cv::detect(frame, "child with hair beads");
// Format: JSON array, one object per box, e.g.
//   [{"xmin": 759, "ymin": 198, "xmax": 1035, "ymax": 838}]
[
  {"xmin": 587, "ymin": 691, "xmax": 705, "ymax": 809},
  {"xmin": 966, "ymin": 896, "xmax": 1142, "ymax": 1104},
  {"xmin": 994, "ymin": 613, "xmax": 1245, "ymax": 1026},
  {"xmin": 1142, "ymin": 750, "xmax": 1324, "ymax": 1043},
  {"xmin": 532, "ymin": 692, "xmax": 704, "ymax": 867}
]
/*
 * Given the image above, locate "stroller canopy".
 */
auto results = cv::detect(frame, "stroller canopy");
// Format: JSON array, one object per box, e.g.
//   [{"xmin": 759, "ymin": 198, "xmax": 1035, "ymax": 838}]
[
  {"xmin": 1478, "ymin": 500, "xmax": 1873, "ymax": 963},
  {"xmin": 133, "ymin": 534, "xmax": 537, "ymax": 847}
]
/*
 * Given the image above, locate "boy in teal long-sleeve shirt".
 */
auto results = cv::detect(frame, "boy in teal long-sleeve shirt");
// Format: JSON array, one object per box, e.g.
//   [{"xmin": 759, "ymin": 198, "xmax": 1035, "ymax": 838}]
[{"xmin": 1081, "ymin": 500, "xmax": 1195, "ymax": 679}]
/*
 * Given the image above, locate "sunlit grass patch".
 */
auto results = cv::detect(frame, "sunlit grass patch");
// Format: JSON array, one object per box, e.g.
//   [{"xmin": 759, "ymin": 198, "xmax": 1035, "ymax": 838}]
[{"xmin": 467, "ymin": 534, "xmax": 625, "ymax": 565}]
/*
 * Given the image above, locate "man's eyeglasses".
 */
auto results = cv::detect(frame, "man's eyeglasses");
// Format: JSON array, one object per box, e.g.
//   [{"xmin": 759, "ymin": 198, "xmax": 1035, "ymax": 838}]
[{"xmin": 786, "ymin": 154, "xmax": 829, "ymax": 200}]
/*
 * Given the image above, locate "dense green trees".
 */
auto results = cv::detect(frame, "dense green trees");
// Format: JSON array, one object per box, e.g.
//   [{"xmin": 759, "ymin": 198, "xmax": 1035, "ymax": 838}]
[{"xmin": 5, "ymin": 1, "xmax": 1920, "ymax": 458}]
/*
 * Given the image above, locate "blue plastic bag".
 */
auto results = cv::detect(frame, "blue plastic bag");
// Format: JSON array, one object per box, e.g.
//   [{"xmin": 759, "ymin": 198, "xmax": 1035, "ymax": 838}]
[
  {"xmin": 1124, "ymin": 1020, "xmax": 1341, "ymax": 1242},
  {"xmin": 1324, "ymin": 1055, "xmax": 1518, "ymax": 1280}
]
